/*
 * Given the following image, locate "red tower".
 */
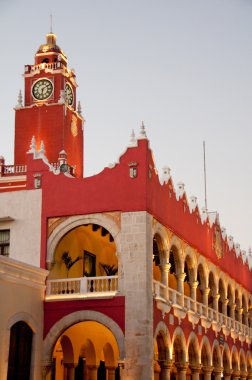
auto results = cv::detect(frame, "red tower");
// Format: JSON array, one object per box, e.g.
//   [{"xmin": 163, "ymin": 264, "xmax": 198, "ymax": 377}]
[{"xmin": 14, "ymin": 32, "xmax": 84, "ymax": 177}]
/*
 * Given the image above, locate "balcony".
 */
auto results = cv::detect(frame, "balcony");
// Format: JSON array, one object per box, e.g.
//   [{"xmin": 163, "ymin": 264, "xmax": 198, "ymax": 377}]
[
  {"xmin": 153, "ymin": 280, "xmax": 252, "ymax": 343},
  {"xmin": 46, "ymin": 275, "xmax": 119, "ymax": 301}
]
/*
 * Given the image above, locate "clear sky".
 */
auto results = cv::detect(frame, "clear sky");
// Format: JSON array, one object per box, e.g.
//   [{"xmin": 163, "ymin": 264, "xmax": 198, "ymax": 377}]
[{"xmin": 0, "ymin": 0, "xmax": 252, "ymax": 252}]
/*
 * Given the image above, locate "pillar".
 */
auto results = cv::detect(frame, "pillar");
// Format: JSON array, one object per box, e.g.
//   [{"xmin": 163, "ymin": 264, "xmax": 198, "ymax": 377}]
[
  {"xmin": 223, "ymin": 369, "xmax": 232, "ymax": 380},
  {"xmin": 190, "ymin": 365, "xmax": 201, "ymax": 380},
  {"xmin": 41, "ymin": 362, "xmax": 52, "ymax": 380},
  {"xmin": 107, "ymin": 366, "xmax": 116, "ymax": 380},
  {"xmin": 190, "ymin": 281, "xmax": 199, "ymax": 311},
  {"xmin": 202, "ymin": 287, "xmax": 210, "ymax": 307},
  {"xmin": 202, "ymin": 366, "xmax": 213, "ymax": 380},
  {"xmin": 64, "ymin": 363, "xmax": 76, "ymax": 380},
  {"xmin": 232, "ymin": 370, "xmax": 240, "ymax": 380},
  {"xmin": 230, "ymin": 303, "xmax": 236, "ymax": 319},
  {"xmin": 160, "ymin": 259, "xmax": 171, "ymax": 300},
  {"xmin": 176, "ymin": 362, "xmax": 188, "ymax": 380},
  {"xmin": 176, "ymin": 273, "xmax": 186, "ymax": 294},
  {"xmin": 240, "ymin": 371, "xmax": 248, "ymax": 380},
  {"xmin": 213, "ymin": 293, "xmax": 220, "ymax": 311},
  {"xmin": 238, "ymin": 307, "xmax": 243, "ymax": 323},
  {"xmin": 87, "ymin": 365, "xmax": 98, "ymax": 380},
  {"xmin": 222, "ymin": 298, "xmax": 229, "ymax": 316},
  {"xmin": 159, "ymin": 360, "xmax": 173, "ymax": 380},
  {"xmin": 213, "ymin": 367, "xmax": 223, "ymax": 380}
]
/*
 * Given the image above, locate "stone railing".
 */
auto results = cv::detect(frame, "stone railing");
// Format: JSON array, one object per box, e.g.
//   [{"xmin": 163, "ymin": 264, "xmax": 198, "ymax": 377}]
[
  {"xmin": 153, "ymin": 280, "xmax": 252, "ymax": 342},
  {"xmin": 0, "ymin": 165, "xmax": 27, "ymax": 177},
  {"xmin": 46, "ymin": 276, "xmax": 118, "ymax": 300}
]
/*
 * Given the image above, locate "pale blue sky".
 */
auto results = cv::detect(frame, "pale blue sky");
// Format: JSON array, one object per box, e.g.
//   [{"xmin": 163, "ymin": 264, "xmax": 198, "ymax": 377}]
[{"xmin": 0, "ymin": 0, "xmax": 252, "ymax": 251}]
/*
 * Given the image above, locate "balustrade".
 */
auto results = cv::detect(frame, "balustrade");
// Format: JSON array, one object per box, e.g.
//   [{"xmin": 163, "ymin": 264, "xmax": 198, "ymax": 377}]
[
  {"xmin": 153, "ymin": 280, "xmax": 252, "ymax": 340},
  {"xmin": 46, "ymin": 275, "xmax": 118, "ymax": 299}
]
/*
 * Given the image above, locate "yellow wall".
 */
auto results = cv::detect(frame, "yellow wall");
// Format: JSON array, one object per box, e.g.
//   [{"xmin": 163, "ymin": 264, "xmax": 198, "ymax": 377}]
[{"xmin": 49, "ymin": 225, "xmax": 117, "ymax": 279}]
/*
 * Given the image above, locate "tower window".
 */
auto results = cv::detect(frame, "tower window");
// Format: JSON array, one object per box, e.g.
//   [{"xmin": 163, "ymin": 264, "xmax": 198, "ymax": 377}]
[
  {"xmin": 0, "ymin": 229, "xmax": 10, "ymax": 256},
  {"xmin": 42, "ymin": 58, "xmax": 49, "ymax": 63}
]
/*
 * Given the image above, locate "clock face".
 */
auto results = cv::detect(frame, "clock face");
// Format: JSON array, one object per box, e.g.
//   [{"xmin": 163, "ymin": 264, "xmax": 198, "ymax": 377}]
[
  {"xmin": 32, "ymin": 78, "xmax": 53, "ymax": 101},
  {"xmin": 65, "ymin": 83, "xmax": 74, "ymax": 106}
]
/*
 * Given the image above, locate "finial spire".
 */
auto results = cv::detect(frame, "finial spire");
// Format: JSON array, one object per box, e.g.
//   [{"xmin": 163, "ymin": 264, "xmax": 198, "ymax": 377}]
[
  {"xmin": 138, "ymin": 120, "xmax": 147, "ymax": 139},
  {"xmin": 50, "ymin": 13, "xmax": 53, "ymax": 33}
]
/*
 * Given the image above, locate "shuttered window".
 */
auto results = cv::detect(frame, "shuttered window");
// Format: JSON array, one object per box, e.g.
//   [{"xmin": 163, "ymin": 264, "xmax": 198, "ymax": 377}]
[{"xmin": 0, "ymin": 229, "xmax": 10, "ymax": 256}]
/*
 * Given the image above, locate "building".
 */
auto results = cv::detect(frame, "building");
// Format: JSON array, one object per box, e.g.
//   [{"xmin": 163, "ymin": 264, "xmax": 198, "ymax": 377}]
[{"xmin": 0, "ymin": 31, "xmax": 251, "ymax": 380}]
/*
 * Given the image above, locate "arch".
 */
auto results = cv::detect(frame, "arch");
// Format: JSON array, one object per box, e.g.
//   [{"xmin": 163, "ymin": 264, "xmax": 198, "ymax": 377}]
[
  {"xmin": 171, "ymin": 327, "xmax": 187, "ymax": 363},
  {"xmin": 154, "ymin": 321, "xmax": 172, "ymax": 360},
  {"xmin": 187, "ymin": 332, "xmax": 200, "ymax": 365},
  {"xmin": 200, "ymin": 336, "xmax": 212, "ymax": 367},
  {"xmin": 227, "ymin": 283, "xmax": 234, "ymax": 318},
  {"xmin": 152, "ymin": 221, "xmax": 170, "ymax": 252},
  {"xmin": 239, "ymin": 349, "xmax": 246, "ymax": 372},
  {"xmin": 231, "ymin": 345, "xmax": 239, "ymax": 370},
  {"xmin": 222, "ymin": 343, "xmax": 231, "ymax": 371},
  {"xmin": 43, "ymin": 310, "xmax": 125, "ymax": 365},
  {"xmin": 183, "ymin": 248, "xmax": 196, "ymax": 298},
  {"xmin": 196, "ymin": 262, "xmax": 207, "ymax": 303},
  {"xmin": 61, "ymin": 335, "xmax": 74, "ymax": 364},
  {"xmin": 212, "ymin": 340, "xmax": 222, "ymax": 368},
  {"xmin": 103, "ymin": 342, "xmax": 115, "ymax": 367},
  {"xmin": 6, "ymin": 311, "xmax": 38, "ymax": 333},
  {"xmin": 79, "ymin": 339, "xmax": 96, "ymax": 365},
  {"xmin": 47, "ymin": 213, "xmax": 121, "ymax": 265},
  {"xmin": 218, "ymin": 277, "xmax": 226, "ymax": 314}
]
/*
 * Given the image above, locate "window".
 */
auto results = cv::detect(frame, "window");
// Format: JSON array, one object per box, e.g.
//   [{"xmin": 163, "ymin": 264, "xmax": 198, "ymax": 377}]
[
  {"xmin": 83, "ymin": 251, "xmax": 96, "ymax": 277},
  {"xmin": 0, "ymin": 229, "xmax": 10, "ymax": 256}
]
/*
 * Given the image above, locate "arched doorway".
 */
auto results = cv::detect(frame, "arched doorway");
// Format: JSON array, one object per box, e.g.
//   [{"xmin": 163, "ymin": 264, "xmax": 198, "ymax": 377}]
[
  {"xmin": 51, "ymin": 321, "xmax": 121, "ymax": 380},
  {"xmin": 7, "ymin": 321, "xmax": 33, "ymax": 380}
]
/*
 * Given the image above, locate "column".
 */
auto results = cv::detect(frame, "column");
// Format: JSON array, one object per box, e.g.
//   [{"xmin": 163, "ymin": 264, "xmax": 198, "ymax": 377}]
[
  {"xmin": 213, "ymin": 293, "xmax": 220, "ymax": 311},
  {"xmin": 64, "ymin": 363, "xmax": 76, "ymax": 380},
  {"xmin": 202, "ymin": 287, "xmax": 210, "ymax": 307},
  {"xmin": 41, "ymin": 362, "xmax": 52, "ymax": 380},
  {"xmin": 213, "ymin": 367, "xmax": 223, "ymax": 380},
  {"xmin": 107, "ymin": 366, "xmax": 116, "ymax": 380},
  {"xmin": 223, "ymin": 369, "xmax": 232, "ymax": 380},
  {"xmin": 232, "ymin": 370, "xmax": 240, "ymax": 380},
  {"xmin": 202, "ymin": 366, "xmax": 213, "ymax": 380},
  {"xmin": 87, "ymin": 365, "xmax": 98, "ymax": 380},
  {"xmin": 176, "ymin": 273, "xmax": 186, "ymax": 294},
  {"xmin": 159, "ymin": 360, "xmax": 173, "ymax": 380},
  {"xmin": 222, "ymin": 298, "xmax": 229, "ymax": 316},
  {"xmin": 190, "ymin": 365, "xmax": 201, "ymax": 380},
  {"xmin": 190, "ymin": 281, "xmax": 199, "ymax": 312},
  {"xmin": 230, "ymin": 303, "xmax": 236, "ymax": 319},
  {"xmin": 238, "ymin": 308, "xmax": 243, "ymax": 323},
  {"xmin": 176, "ymin": 362, "xmax": 188, "ymax": 380},
  {"xmin": 240, "ymin": 371, "xmax": 248, "ymax": 380}
]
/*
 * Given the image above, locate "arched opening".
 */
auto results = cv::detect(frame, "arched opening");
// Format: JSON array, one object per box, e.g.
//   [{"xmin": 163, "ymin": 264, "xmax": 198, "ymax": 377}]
[
  {"xmin": 7, "ymin": 321, "xmax": 33, "ymax": 380},
  {"xmin": 196, "ymin": 264, "xmax": 205, "ymax": 303},
  {"xmin": 222, "ymin": 348, "xmax": 230, "ymax": 372},
  {"xmin": 212, "ymin": 346, "xmax": 221, "ymax": 369},
  {"xmin": 188, "ymin": 338, "xmax": 199, "ymax": 367},
  {"xmin": 183, "ymin": 255, "xmax": 194, "ymax": 298},
  {"xmin": 153, "ymin": 234, "xmax": 163, "ymax": 282},
  {"xmin": 49, "ymin": 224, "xmax": 117, "ymax": 279},
  {"xmin": 227, "ymin": 284, "xmax": 233, "ymax": 318},
  {"xmin": 51, "ymin": 321, "xmax": 120, "ymax": 380},
  {"xmin": 171, "ymin": 335, "xmax": 186, "ymax": 379},
  {"xmin": 231, "ymin": 350, "xmax": 239, "ymax": 372},
  {"xmin": 201, "ymin": 343, "xmax": 211, "ymax": 368},
  {"xmin": 154, "ymin": 332, "xmax": 169, "ymax": 380},
  {"xmin": 234, "ymin": 290, "xmax": 240, "ymax": 322},
  {"xmin": 208, "ymin": 272, "xmax": 216, "ymax": 310},
  {"xmin": 218, "ymin": 279, "xmax": 225, "ymax": 314},
  {"xmin": 168, "ymin": 246, "xmax": 180, "ymax": 291},
  {"xmin": 242, "ymin": 295, "xmax": 247, "ymax": 325}
]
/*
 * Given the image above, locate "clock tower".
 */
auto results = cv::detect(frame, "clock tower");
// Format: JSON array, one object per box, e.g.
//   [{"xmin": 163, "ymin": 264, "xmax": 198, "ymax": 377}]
[{"xmin": 14, "ymin": 32, "xmax": 84, "ymax": 177}]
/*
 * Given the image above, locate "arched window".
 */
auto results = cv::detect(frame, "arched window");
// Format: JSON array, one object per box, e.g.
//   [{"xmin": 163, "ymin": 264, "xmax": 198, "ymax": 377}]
[{"xmin": 7, "ymin": 321, "xmax": 33, "ymax": 380}]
